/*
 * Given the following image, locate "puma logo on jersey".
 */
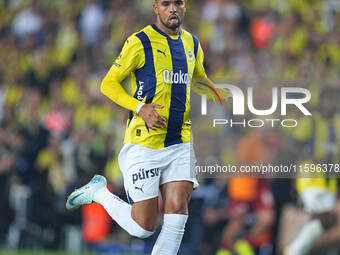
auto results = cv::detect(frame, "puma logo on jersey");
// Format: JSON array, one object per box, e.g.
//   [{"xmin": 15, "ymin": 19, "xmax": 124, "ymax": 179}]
[
  {"xmin": 157, "ymin": 49, "xmax": 166, "ymax": 56},
  {"xmin": 163, "ymin": 69, "xmax": 191, "ymax": 85}
]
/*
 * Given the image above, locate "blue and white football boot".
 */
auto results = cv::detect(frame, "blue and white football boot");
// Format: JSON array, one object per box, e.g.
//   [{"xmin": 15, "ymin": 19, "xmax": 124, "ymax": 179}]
[{"xmin": 66, "ymin": 174, "xmax": 107, "ymax": 210}]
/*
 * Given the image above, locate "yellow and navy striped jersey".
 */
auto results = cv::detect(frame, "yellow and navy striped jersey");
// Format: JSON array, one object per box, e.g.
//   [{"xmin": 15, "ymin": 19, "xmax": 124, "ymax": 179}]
[{"xmin": 105, "ymin": 24, "xmax": 208, "ymax": 149}]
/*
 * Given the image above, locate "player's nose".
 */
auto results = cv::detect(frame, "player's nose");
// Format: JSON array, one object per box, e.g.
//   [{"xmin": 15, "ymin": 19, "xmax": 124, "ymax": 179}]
[{"xmin": 169, "ymin": 3, "xmax": 177, "ymax": 12}]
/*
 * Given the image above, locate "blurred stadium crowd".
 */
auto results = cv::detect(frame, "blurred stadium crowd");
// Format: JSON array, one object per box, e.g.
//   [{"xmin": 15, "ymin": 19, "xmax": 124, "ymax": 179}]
[{"xmin": 0, "ymin": 0, "xmax": 340, "ymax": 254}]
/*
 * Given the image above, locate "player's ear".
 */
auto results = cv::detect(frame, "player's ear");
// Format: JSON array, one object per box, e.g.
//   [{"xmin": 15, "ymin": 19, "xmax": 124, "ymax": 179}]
[{"xmin": 153, "ymin": 1, "xmax": 158, "ymax": 15}]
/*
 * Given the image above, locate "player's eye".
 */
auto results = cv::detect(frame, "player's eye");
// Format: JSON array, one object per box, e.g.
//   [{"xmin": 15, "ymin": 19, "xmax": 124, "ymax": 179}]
[
  {"xmin": 175, "ymin": 0, "xmax": 184, "ymax": 5},
  {"xmin": 162, "ymin": 1, "xmax": 170, "ymax": 6}
]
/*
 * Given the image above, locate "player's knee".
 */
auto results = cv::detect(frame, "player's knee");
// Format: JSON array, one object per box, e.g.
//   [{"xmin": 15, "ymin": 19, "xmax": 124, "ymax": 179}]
[
  {"xmin": 173, "ymin": 206, "xmax": 188, "ymax": 215},
  {"xmin": 133, "ymin": 215, "xmax": 156, "ymax": 232},
  {"xmin": 165, "ymin": 200, "xmax": 189, "ymax": 214},
  {"xmin": 129, "ymin": 218, "xmax": 155, "ymax": 239},
  {"xmin": 133, "ymin": 227, "xmax": 154, "ymax": 239}
]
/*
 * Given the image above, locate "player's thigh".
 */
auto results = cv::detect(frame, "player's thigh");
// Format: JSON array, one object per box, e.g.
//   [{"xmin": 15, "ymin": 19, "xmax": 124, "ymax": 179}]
[
  {"xmin": 118, "ymin": 143, "xmax": 162, "ymax": 230},
  {"xmin": 159, "ymin": 142, "xmax": 199, "ymax": 189},
  {"xmin": 161, "ymin": 180, "xmax": 193, "ymax": 214},
  {"xmin": 131, "ymin": 197, "xmax": 159, "ymax": 231}
]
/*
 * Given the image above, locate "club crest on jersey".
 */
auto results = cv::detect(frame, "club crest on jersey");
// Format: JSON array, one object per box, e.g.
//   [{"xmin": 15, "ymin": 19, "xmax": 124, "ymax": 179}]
[
  {"xmin": 163, "ymin": 69, "xmax": 191, "ymax": 85},
  {"xmin": 187, "ymin": 49, "xmax": 194, "ymax": 62}
]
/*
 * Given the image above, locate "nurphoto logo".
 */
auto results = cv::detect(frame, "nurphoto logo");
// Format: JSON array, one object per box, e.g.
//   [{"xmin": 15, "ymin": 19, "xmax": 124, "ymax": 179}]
[{"xmin": 200, "ymin": 84, "xmax": 312, "ymax": 128}]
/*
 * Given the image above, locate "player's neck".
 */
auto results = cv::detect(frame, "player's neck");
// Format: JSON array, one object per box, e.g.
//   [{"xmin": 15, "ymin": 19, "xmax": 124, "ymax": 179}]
[{"xmin": 155, "ymin": 21, "xmax": 179, "ymax": 36}]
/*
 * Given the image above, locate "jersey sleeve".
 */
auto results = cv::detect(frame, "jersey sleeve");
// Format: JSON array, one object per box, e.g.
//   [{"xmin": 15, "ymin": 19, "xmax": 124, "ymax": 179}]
[
  {"xmin": 192, "ymin": 42, "xmax": 229, "ymax": 103},
  {"xmin": 110, "ymin": 35, "xmax": 145, "ymax": 77},
  {"xmin": 193, "ymin": 42, "xmax": 207, "ymax": 79},
  {"xmin": 101, "ymin": 35, "xmax": 145, "ymax": 112}
]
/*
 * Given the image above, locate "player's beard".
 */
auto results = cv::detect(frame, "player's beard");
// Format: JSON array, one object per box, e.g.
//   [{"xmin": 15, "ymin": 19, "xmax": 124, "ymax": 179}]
[{"xmin": 160, "ymin": 15, "xmax": 182, "ymax": 31}]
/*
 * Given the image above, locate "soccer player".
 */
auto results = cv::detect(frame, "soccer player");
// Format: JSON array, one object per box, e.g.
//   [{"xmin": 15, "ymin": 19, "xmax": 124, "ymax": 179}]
[{"xmin": 66, "ymin": 0, "xmax": 225, "ymax": 254}]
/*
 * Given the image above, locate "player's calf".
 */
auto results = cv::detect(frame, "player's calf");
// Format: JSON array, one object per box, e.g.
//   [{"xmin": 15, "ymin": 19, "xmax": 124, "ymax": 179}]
[
  {"xmin": 150, "ymin": 181, "xmax": 193, "ymax": 254},
  {"xmin": 131, "ymin": 197, "xmax": 159, "ymax": 232},
  {"xmin": 94, "ymin": 185, "xmax": 155, "ymax": 239}
]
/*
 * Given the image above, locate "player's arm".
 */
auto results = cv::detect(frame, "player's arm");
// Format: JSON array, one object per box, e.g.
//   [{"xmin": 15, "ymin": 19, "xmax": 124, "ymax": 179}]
[
  {"xmin": 101, "ymin": 67, "xmax": 142, "ymax": 111},
  {"xmin": 101, "ymin": 36, "xmax": 166, "ymax": 130},
  {"xmin": 192, "ymin": 42, "xmax": 230, "ymax": 103},
  {"xmin": 101, "ymin": 36, "xmax": 144, "ymax": 112}
]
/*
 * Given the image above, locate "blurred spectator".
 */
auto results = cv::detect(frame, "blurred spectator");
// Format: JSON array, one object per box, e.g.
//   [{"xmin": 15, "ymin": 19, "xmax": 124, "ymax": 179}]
[
  {"xmin": 250, "ymin": 17, "xmax": 276, "ymax": 49},
  {"xmin": 201, "ymin": 178, "xmax": 229, "ymax": 254},
  {"xmin": 12, "ymin": 3, "xmax": 42, "ymax": 38},
  {"xmin": 216, "ymin": 132, "xmax": 275, "ymax": 255},
  {"xmin": 0, "ymin": 128, "xmax": 14, "ymax": 245},
  {"xmin": 79, "ymin": 0, "xmax": 104, "ymax": 46}
]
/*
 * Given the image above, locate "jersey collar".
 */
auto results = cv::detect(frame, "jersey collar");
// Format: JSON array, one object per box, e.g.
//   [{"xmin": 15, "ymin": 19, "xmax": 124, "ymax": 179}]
[{"xmin": 151, "ymin": 24, "xmax": 182, "ymax": 40}]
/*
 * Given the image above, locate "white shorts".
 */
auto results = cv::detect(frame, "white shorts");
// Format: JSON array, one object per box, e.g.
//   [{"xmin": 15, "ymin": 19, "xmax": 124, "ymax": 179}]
[
  {"xmin": 300, "ymin": 188, "xmax": 336, "ymax": 214},
  {"xmin": 118, "ymin": 142, "xmax": 198, "ymax": 204}
]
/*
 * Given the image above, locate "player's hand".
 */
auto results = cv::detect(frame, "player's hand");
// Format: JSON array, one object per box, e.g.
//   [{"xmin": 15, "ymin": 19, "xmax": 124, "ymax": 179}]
[{"xmin": 138, "ymin": 103, "xmax": 167, "ymax": 131}]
